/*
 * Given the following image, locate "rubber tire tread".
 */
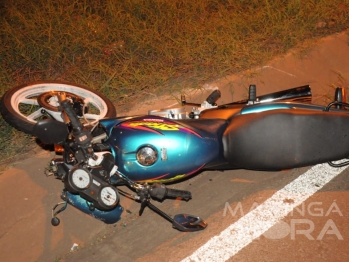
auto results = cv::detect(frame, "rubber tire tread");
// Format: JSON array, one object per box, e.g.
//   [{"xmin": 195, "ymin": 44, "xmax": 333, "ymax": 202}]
[{"xmin": 0, "ymin": 81, "xmax": 116, "ymax": 135}]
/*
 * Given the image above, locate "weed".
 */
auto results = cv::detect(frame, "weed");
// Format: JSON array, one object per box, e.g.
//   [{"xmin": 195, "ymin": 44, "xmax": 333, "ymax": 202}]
[{"xmin": 0, "ymin": 0, "xmax": 349, "ymax": 161}]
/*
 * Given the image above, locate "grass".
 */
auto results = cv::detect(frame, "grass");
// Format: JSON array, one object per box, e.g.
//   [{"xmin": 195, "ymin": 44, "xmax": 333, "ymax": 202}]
[{"xmin": 0, "ymin": 0, "xmax": 349, "ymax": 163}]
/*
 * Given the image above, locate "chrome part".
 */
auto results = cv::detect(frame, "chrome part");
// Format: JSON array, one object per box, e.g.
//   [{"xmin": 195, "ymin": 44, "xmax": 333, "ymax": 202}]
[
  {"xmin": 136, "ymin": 146, "xmax": 158, "ymax": 166},
  {"xmin": 9, "ymin": 82, "xmax": 110, "ymax": 123},
  {"xmin": 149, "ymin": 107, "xmax": 186, "ymax": 119},
  {"xmin": 91, "ymin": 132, "xmax": 107, "ymax": 144},
  {"xmin": 161, "ymin": 148, "xmax": 168, "ymax": 161},
  {"xmin": 88, "ymin": 152, "xmax": 106, "ymax": 166}
]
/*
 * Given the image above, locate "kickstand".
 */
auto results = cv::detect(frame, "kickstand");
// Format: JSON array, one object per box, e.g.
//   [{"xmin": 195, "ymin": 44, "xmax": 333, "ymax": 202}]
[{"xmin": 139, "ymin": 198, "xmax": 174, "ymax": 224}]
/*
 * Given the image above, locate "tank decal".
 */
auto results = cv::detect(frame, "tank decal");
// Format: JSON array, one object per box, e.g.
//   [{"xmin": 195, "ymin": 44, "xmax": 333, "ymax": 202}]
[
  {"xmin": 136, "ymin": 164, "xmax": 205, "ymax": 183},
  {"xmin": 136, "ymin": 173, "xmax": 170, "ymax": 182},
  {"xmin": 186, "ymin": 163, "xmax": 206, "ymax": 176},
  {"xmin": 120, "ymin": 121, "xmax": 163, "ymax": 135},
  {"xmin": 139, "ymin": 174, "xmax": 186, "ymax": 183},
  {"xmin": 120, "ymin": 118, "xmax": 202, "ymax": 137}
]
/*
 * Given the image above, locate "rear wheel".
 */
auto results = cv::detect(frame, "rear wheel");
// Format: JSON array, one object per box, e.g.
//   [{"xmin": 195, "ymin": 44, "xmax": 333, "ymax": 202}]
[{"xmin": 0, "ymin": 81, "xmax": 116, "ymax": 135}]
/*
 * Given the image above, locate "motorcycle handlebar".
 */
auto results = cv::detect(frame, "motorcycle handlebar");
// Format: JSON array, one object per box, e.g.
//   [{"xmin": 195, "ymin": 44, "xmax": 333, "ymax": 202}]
[
  {"xmin": 60, "ymin": 99, "xmax": 92, "ymax": 148},
  {"xmin": 61, "ymin": 100, "xmax": 83, "ymax": 131},
  {"xmin": 165, "ymin": 188, "xmax": 192, "ymax": 201},
  {"xmin": 206, "ymin": 89, "xmax": 221, "ymax": 106},
  {"xmin": 149, "ymin": 184, "xmax": 192, "ymax": 201}
]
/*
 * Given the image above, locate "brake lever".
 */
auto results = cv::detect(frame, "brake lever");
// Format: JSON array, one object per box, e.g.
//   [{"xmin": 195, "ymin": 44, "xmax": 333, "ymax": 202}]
[{"xmin": 139, "ymin": 198, "xmax": 149, "ymax": 216}]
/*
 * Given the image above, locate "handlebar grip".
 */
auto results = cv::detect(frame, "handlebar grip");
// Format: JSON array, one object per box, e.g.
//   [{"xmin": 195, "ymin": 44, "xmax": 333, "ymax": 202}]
[
  {"xmin": 61, "ymin": 100, "xmax": 92, "ymax": 147},
  {"xmin": 61, "ymin": 100, "xmax": 83, "ymax": 131},
  {"xmin": 248, "ymin": 84, "xmax": 257, "ymax": 102},
  {"xmin": 165, "ymin": 188, "xmax": 192, "ymax": 201},
  {"xmin": 206, "ymin": 89, "xmax": 221, "ymax": 105}
]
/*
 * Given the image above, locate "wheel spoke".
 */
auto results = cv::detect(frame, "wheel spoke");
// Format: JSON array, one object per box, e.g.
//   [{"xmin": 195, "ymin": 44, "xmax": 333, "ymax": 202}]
[
  {"xmin": 26, "ymin": 108, "xmax": 44, "ymax": 120},
  {"xmin": 46, "ymin": 110, "xmax": 64, "ymax": 122},
  {"xmin": 84, "ymin": 113, "xmax": 102, "ymax": 120},
  {"xmin": 1, "ymin": 81, "xmax": 115, "ymax": 135},
  {"xmin": 21, "ymin": 98, "xmax": 39, "ymax": 105}
]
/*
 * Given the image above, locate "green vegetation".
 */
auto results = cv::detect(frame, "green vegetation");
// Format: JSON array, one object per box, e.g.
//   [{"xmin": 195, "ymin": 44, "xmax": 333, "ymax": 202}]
[{"xmin": 0, "ymin": 0, "xmax": 349, "ymax": 163}]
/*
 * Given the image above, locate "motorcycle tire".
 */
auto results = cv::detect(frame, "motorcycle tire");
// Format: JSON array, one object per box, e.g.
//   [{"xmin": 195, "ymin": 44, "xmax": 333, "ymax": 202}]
[{"xmin": 0, "ymin": 81, "xmax": 116, "ymax": 135}]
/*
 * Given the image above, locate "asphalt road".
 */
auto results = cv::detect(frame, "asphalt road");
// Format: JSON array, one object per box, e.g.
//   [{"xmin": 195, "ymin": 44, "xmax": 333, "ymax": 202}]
[
  {"xmin": 1, "ymin": 154, "xmax": 348, "ymax": 261},
  {"xmin": 48, "ymin": 163, "xmax": 349, "ymax": 261}
]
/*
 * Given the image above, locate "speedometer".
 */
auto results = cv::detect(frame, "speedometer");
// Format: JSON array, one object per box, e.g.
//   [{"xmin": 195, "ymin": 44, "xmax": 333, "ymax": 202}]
[
  {"xmin": 70, "ymin": 168, "xmax": 91, "ymax": 189},
  {"xmin": 99, "ymin": 186, "xmax": 119, "ymax": 208}
]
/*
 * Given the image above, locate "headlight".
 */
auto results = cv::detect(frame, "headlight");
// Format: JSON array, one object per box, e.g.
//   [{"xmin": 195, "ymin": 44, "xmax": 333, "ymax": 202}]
[{"xmin": 136, "ymin": 146, "xmax": 158, "ymax": 166}]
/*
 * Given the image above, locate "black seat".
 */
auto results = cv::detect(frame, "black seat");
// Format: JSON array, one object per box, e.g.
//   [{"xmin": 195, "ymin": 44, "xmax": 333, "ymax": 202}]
[
  {"xmin": 178, "ymin": 118, "xmax": 228, "ymax": 138},
  {"xmin": 222, "ymin": 109, "xmax": 349, "ymax": 170}
]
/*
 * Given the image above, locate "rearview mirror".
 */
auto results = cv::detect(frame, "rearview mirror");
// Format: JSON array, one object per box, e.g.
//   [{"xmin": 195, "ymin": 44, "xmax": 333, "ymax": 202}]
[{"xmin": 172, "ymin": 214, "xmax": 207, "ymax": 232}]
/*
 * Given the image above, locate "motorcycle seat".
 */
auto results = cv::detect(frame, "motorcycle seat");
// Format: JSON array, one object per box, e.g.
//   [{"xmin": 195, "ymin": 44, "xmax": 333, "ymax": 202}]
[
  {"xmin": 178, "ymin": 118, "xmax": 228, "ymax": 138},
  {"xmin": 222, "ymin": 109, "xmax": 349, "ymax": 170}
]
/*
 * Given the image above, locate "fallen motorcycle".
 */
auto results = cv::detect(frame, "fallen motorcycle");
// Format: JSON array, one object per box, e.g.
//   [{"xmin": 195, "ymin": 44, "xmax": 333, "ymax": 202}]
[{"xmin": 1, "ymin": 81, "xmax": 348, "ymax": 232}]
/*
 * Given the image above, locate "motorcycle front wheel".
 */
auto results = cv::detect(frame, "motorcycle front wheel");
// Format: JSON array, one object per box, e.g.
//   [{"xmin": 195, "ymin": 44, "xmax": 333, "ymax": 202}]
[{"xmin": 0, "ymin": 81, "xmax": 116, "ymax": 135}]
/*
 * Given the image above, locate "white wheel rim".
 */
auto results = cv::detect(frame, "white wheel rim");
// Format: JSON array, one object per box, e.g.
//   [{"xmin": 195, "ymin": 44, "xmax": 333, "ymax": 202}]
[{"xmin": 10, "ymin": 83, "xmax": 110, "ymax": 124}]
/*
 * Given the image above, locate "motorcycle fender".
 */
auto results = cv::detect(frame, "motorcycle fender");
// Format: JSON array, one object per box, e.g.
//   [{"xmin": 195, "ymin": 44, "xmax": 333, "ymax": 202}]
[
  {"xmin": 65, "ymin": 191, "xmax": 123, "ymax": 224},
  {"xmin": 33, "ymin": 119, "xmax": 69, "ymax": 144}
]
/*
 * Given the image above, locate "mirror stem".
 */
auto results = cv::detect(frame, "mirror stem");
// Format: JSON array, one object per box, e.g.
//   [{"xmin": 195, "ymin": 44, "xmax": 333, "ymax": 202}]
[{"xmin": 142, "ymin": 199, "xmax": 174, "ymax": 224}]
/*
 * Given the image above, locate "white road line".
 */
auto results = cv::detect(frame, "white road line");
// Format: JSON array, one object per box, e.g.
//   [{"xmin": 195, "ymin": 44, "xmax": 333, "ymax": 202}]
[{"xmin": 182, "ymin": 163, "xmax": 348, "ymax": 262}]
